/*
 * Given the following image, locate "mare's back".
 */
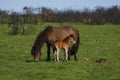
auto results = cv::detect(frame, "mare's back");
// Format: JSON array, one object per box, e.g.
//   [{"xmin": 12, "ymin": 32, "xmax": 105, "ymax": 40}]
[{"xmin": 45, "ymin": 26, "xmax": 78, "ymax": 43}]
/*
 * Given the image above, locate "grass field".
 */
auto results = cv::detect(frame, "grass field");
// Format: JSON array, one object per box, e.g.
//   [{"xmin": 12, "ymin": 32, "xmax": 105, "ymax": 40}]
[{"xmin": 0, "ymin": 23, "xmax": 120, "ymax": 80}]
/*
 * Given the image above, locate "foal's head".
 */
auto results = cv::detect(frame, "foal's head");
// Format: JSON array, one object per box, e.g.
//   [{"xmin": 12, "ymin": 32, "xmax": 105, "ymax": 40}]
[{"xmin": 64, "ymin": 34, "xmax": 76, "ymax": 44}]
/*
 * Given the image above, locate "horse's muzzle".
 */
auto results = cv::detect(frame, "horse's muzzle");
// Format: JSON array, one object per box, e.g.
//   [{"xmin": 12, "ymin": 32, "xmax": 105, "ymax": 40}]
[{"xmin": 34, "ymin": 59, "xmax": 39, "ymax": 62}]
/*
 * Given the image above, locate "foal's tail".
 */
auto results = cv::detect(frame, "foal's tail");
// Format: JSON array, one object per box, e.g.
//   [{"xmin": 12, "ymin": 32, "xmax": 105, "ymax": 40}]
[{"xmin": 70, "ymin": 33, "xmax": 80, "ymax": 55}]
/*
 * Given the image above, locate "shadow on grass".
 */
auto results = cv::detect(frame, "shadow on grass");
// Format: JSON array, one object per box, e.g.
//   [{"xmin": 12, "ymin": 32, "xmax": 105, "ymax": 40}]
[
  {"xmin": 25, "ymin": 58, "xmax": 52, "ymax": 63},
  {"xmin": 25, "ymin": 59, "xmax": 34, "ymax": 63}
]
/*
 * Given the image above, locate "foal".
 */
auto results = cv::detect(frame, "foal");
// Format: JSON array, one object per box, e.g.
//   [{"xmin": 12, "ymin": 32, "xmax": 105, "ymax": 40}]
[{"xmin": 54, "ymin": 34, "xmax": 76, "ymax": 62}]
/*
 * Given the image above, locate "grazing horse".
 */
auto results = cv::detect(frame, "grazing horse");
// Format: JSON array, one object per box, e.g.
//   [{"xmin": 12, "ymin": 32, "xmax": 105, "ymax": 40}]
[
  {"xmin": 31, "ymin": 26, "xmax": 80, "ymax": 62},
  {"xmin": 54, "ymin": 34, "xmax": 76, "ymax": 62}
]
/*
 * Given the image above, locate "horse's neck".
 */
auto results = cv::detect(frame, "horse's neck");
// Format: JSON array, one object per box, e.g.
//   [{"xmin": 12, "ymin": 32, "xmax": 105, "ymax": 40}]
[
  {"xmin": 63, "ymin": 38, "xmax": 71, "ymax": 45},
  {"xmin": 35, "ymin": 37, "xmax": 45, "ymax": 50}
]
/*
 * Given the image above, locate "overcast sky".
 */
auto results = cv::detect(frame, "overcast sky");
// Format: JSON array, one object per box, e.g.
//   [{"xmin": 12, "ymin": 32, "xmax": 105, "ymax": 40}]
[{"xmin": 0, "ymin": 0, "xmax": 120, "ymax": 11}]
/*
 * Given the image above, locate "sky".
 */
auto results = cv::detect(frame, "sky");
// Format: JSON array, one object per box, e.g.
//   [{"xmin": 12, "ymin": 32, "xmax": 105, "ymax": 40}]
[{"xmin": 0, "ymin": 0, "xmax": 120, "ymax": 11}]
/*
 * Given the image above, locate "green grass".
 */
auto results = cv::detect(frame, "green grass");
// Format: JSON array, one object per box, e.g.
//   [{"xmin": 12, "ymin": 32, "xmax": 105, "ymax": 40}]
[{"xmin": 0, "ymin": 23, "xmax": 120, "ymax": 80}]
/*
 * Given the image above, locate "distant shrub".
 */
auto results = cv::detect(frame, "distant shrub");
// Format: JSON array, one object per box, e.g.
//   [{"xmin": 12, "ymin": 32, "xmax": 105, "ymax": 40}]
[{"xmin": 8, "ymin": 23, "xmax": 36, "ymax": 35}]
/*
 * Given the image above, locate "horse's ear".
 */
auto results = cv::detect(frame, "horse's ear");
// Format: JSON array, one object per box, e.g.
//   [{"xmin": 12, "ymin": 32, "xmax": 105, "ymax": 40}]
[
  {"xmin": 69, "ymin": 34, "xmax": 74, "ymax": 37},
  {"xmin": 69, "ymin": 34, "xmax": 76, "ymax": 40}
]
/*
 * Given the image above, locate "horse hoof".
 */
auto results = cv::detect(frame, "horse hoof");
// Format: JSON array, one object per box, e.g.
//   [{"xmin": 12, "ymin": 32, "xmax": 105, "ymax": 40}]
[
  {"xmin": 46, "ymin": 59, "xmax": 51, "ymax": 61},
  {"xmin": 74, "ymin": 59, "xmax": 78, "ymax": 61},
  {"xmin": 68, "ymin": 58, "xmax": 70, "ymax": 61}
]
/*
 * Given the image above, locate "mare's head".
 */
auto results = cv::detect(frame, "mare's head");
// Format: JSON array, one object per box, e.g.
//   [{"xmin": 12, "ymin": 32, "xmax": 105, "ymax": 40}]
[
  {"xmin": 31, "ymin": 29, "xmax": 46, "ymax": 62},
  {"xmin": 31, "ymin": 46, "xmax": 42, "ymax": 62}
]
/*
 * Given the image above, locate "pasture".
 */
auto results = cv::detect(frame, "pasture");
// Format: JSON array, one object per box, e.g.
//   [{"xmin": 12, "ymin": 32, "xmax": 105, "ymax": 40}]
[{"xmin": 0, "ymin": 23, "xmax": 120, "ymax": 80}]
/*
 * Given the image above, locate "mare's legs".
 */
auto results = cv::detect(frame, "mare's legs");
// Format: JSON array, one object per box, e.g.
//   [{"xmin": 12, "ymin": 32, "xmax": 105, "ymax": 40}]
[
  {"xmin": 74, "ymin": 54, "xmax": 77, "ymax": 61},
  {"xmin": 47, "ymin": 43, "xmax": 51, "ymax": 61},
  {"xmin": 68, "ymin": 48, "xmax": 70, "ymax": 60}
]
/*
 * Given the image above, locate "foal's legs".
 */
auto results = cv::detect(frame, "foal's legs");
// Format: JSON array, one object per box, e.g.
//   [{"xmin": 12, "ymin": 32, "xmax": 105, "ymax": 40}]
[
  {"xmin": 54, "ymin": 48, "xmax": 60, "ymax": 62},
  {"xmin": 65, "ymin": 49, "xmax": 68, "ymax": 62},
  {"xmin": 56, "ymin": 48, "xmax": 60, "ymax": 62},
  {"xmin": 54, "ymin": 50, "xmax": 57, "ymax": 61}
]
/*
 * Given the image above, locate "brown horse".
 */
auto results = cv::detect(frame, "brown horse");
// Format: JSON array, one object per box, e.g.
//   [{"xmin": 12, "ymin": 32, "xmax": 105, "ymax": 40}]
[
  {"xmin": 54, "ymin": 34, "xmax": 76, "ymax": 62},
  {"xmin": 31, "ymin": 26, "xmax": 80, "ymax": 62}
]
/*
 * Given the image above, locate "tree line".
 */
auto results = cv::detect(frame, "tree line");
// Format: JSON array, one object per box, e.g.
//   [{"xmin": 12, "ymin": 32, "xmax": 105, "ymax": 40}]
[
  {"xmin": 0, "ymin": 6, "xmax": 120, "ymax": 35},
  {"xmin": 0, "ymin": 5, "xmax": 120, "ymax": 25},
  {"xmin": 41, "ymin": 6, "xmax": 120, "ymax": 24}
]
